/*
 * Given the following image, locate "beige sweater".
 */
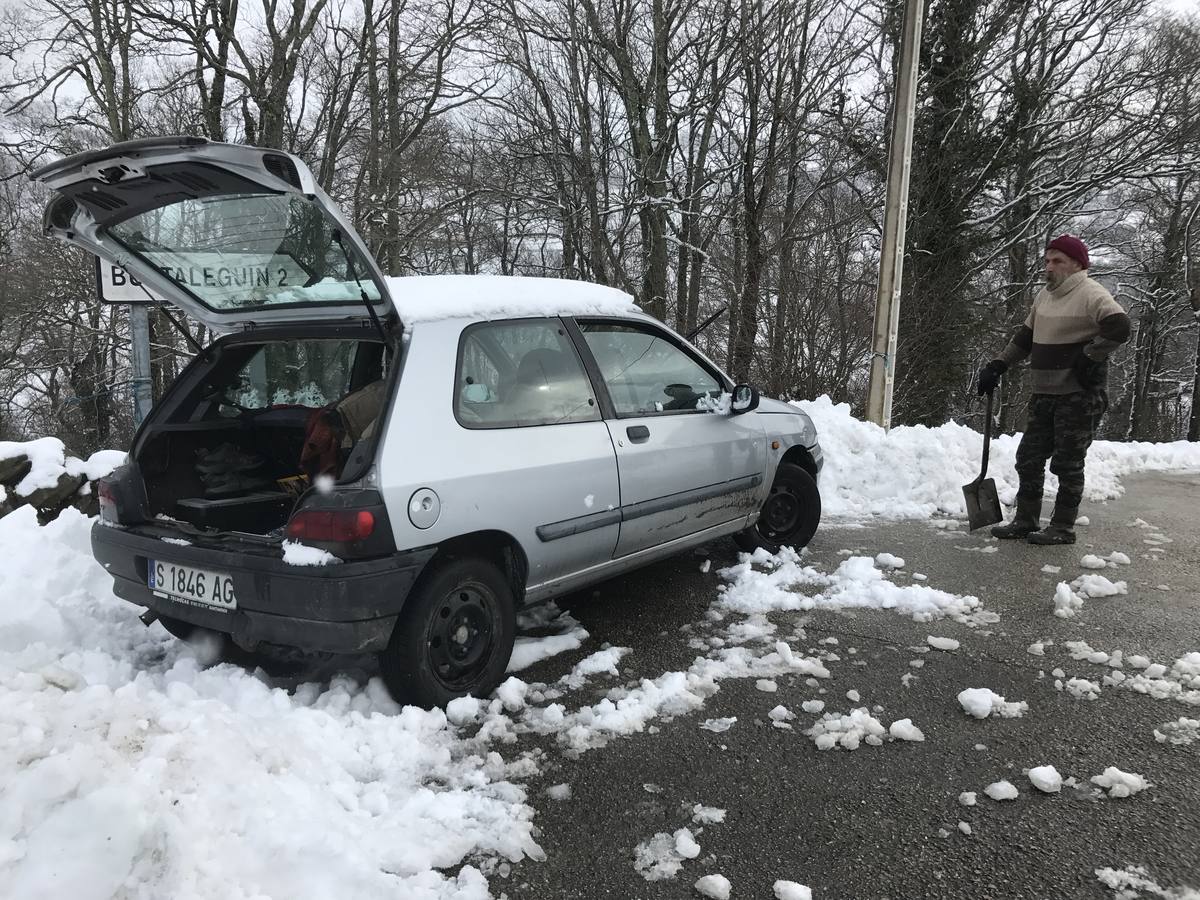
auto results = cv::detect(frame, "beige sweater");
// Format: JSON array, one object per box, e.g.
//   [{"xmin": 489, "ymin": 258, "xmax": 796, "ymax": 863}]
[{"xmin": 998, "ymin": 271, "xmax": 1130, "ymax": 394}]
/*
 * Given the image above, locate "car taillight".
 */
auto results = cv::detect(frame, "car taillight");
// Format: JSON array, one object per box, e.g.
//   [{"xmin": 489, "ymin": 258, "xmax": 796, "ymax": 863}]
[
  {"xmin": 286, "ymin": 509, "xmax": 375, "ymax": 542},
  {"xmin": 97, "ymin": 479, "xmax": 118, "ymax": 522}
]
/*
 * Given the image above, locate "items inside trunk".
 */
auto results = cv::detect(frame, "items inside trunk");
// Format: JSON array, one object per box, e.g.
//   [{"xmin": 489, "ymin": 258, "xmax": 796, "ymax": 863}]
[{"xmin": 133, "ymin": 336, "xmax": 389, "ymax": 536}]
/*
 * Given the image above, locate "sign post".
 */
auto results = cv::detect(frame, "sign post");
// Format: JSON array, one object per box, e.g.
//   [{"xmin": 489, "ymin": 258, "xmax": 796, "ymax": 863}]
[
  {"xmin": 129, "ymin": 305, "xmax": 154, "ymax": 426},
  {"xmin": 95, "ymin": 259, "xmax": 161, "ymax": 427}
]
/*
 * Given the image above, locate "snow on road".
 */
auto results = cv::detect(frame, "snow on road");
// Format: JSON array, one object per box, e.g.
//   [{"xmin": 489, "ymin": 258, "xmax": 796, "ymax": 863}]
[{"xmin": 4, "ymin": 399, "xmax": 1200, "ymax": 898}]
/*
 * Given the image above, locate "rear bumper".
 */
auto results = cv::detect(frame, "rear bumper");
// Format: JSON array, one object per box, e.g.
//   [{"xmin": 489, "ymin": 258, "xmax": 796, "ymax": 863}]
[{"xmin": 92, "ymin": 522, "xmax": 435, "ymax": 653}]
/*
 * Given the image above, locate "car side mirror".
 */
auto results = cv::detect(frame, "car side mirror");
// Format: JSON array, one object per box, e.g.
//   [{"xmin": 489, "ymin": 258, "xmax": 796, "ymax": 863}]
[{"xmin": 730, "ymin": 383, "xmax": 759, "ymax": 415}]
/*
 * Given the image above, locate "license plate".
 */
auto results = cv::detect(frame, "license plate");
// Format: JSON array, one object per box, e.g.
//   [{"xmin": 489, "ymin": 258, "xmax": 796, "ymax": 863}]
[{"xmin": 149, "ymin": 560, "xmax": 237, "ymax": 611}]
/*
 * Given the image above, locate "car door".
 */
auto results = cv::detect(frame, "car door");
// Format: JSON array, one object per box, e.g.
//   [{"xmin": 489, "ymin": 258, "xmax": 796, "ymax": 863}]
[
  {"xmin": 32, "ymin": 136, "xmax": 396, "ymax": 332},
  {"xmin": 571, "ymin": 318, "xmax": 766, "ymax": 558},
  {"xmin": 380, "ymin": 317, "xmax": 621, "ymax": 589}
]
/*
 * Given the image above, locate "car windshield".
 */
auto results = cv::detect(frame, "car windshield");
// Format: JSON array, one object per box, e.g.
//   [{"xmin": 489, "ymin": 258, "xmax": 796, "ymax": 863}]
[{"xmin": 106, "ymin": 192, "xmax": 382, "ymax": 313}]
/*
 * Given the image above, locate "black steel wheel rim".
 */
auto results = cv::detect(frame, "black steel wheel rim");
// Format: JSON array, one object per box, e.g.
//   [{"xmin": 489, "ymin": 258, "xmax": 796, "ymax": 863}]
[
  {"xmin": 425, "ymin": 580, "xmax": 498, "ymax": 691},
  {"xmin": 761, "ymin": 484, "xmax": 801, "ymax": 539}
]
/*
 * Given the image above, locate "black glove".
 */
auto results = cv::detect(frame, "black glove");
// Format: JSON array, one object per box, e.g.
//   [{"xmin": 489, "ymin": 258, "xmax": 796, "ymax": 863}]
[
  {"xmin": 976, "ymin": 359, "xmax": 1007, "ymax": 395},
  {"xmin": 1073, "ymin": 353, "xmax": 1106, "ymax": 392}
]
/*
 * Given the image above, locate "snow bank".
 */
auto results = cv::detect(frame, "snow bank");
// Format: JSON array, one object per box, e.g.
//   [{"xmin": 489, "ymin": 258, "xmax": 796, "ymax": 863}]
[
  {"xmin": 794, "ymin": 395, "xmax": 1200, "ymax": 519},
  {"xmin": 0, "ymin": 508, "xmax": 543, "ymax": 900}
]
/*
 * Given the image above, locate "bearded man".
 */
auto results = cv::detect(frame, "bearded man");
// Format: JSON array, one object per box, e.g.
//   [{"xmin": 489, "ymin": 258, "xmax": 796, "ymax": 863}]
[{"xmin": 976, "ymin": 234, "xmax": 1131, "ymax": 545}]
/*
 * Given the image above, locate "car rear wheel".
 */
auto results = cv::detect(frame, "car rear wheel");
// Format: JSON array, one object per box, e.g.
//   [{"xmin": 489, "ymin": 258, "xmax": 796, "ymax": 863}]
[
  {"xmin": 379, "ymin": 556, "xmax": 516, "ymax": 709},
  {"xmin": 734, "ymin": 462, "xmax": 821, "ymax": 554}
]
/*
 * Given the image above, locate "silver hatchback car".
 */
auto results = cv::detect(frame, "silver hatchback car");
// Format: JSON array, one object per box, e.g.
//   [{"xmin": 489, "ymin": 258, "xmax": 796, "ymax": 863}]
[{"xmin": 34, "ymin": 138, "xmax": 823, "ymax": 707}]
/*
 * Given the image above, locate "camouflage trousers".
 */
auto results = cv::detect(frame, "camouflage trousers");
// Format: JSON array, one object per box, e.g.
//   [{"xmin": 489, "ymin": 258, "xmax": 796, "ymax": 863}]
[{"xmin": 1015, "ymin": 392, "xmax": 1107, "ymax": 511}]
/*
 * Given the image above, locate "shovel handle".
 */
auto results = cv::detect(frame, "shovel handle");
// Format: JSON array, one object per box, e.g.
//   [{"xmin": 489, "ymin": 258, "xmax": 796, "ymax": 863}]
[{"xmin": 979, "ymin": 389, "xmax": 994, "ymax": 481}]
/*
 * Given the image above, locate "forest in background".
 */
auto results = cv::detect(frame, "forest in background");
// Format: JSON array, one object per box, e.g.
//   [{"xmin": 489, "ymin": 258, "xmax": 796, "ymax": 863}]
[{"xmin": 1, "ymin": 0, "xmax": 1198, "ymax": 457}]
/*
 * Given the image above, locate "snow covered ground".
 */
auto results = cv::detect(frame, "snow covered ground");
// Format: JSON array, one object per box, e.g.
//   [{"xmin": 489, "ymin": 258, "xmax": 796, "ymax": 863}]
[{"xmin": 3, "ymin": 399, "xmax": 1200, "ymax": 899}]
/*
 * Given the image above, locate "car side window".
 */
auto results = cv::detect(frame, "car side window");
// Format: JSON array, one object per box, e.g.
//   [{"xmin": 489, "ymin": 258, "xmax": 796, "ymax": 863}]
[
  {"xmin": 578, "ymin": 322, "xmax": 723, "ymax": 417},
  {"xmin": 455, "ymin": 319, "xmax": 601, "ymax": 428}
]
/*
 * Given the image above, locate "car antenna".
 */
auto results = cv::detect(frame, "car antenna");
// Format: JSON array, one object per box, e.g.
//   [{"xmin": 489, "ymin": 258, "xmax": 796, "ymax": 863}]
[
  {"xmin": 332, "ymin": 229, "xmax": 389, "ymax": 345},
  {"xmin": 686, "ymin": 305, "xmax": 728, "ymax": 341}
]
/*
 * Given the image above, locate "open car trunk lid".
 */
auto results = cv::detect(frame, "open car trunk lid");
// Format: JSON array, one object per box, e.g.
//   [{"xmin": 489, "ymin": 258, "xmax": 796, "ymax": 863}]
[{"xmin": 32, "ymin": 136, "xmax": 397, "ymax": 333}]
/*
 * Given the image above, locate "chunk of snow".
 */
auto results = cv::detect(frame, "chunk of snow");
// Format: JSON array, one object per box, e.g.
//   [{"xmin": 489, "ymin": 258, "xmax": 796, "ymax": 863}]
[
  {"xmin": 927, "ymin": 636, "xmax": 960, "ymax": 651},
  {"xmin": 984, "ymin": 780, "xmax": 1019, "ymax": 801},
  {"xmin": 1065, "ymin": 678, "xmax": 1101, "ymax": 700},
  {"xmin": 1079, "ymin": 554, "xmax": 1107, "ymax": 569},
  {"xmin": 546, "ymin": 783, "xmax": 572, "ymax": 800},
  {"xmin": 958, "ymin": 792, "xmax": 977, "ymax": 806},
  {"xmin": 694, "ymin": 874, "xmax": 732, "ymax": 899},
  {"xmin": 691, "ymin": 805, "xmax": 726, "ymax": 824},
  {"xmin": 1090, "ymin": 767, "xmax": 1151, "ymax": 798},
  {"xmin": 757, "ymin": 679, "xmax": 779, "ymax": 693},
  {"xmin": 281, "ymin": 541, "xmax": 340, "ymax": 566},
  {"xmin": 1070, "ymin": 573, "xmax": 1127, "ymax": 598},
  {"xmin": 875, "ymin": 553, "xmax": 905, "ymax": 569},
  {"xmin": 958, "ymin": 821, "xmax": 973, "ymax": 835},
  {"xmin": 801, "ymin": 700, "xmax": 825, "ymax": 714},
  {"xmin": 1027, "ymin": 642, "xmax": 1045, "ymax": 656},
  {"xmin": 774, "ymin": 881, "xmax": 813, "ymax": 900},
  {"xmin": 634, "ymin": 832, "xmax": 686, "ymax": 881},
  {"xmin": 808, "ymin": 707, "xmax": 888, "ymax": 750},
  {"xmin": 446, "ymin": 695, "xmax": 483, "ymax": 725},
  {"xmin": 1075, "ymin": 516, "xmax": 1090, "ymax": 526},
  {"xmin": 675, "ymin": 828, "xmax": 701, "ymax": 860},
  {"xmin": 495, "ymin": 677, "xmax": 529, "ymax": 711},
  {"xmin": 845, "ymin": 689, "xmax": 860, "ymax": 702},
  {"xmin": 1053, "ymin": 582, "xmax": 1084, "ymax": 618},
  {"xmin": 701, "ymin": 717, "xmax": 737, "ymax": 733},
  {"xmin": 508, "ymin": 621, "xmax": 589, "ymax": 672},
  {"xmin": 957, "ymin": 688, "xmax": 1027, "ymax": 719},
  {"xmin": 1028, "ymin": 765, "xmax": 1062, "ymax": 793},
  {"xmin": 1041, "ymin": 564, "xmax": 1062, "ymax": 574},
  {"xmin": 1154, "ymin": 718, "xmax": 1200, "ymax": 745},
  {"xmin": 889, "ymin": 719, "xmax": 925, "ymax": 742}
]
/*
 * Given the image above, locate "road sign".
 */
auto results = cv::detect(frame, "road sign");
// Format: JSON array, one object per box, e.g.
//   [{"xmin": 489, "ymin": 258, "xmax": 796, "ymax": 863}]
[{"xmin": 95, "ymin": 258, "xmax": 162, "ymax": 305}]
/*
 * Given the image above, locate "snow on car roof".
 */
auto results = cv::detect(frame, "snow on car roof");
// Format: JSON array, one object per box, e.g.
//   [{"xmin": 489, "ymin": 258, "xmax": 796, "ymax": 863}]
[{"xmin": 384, "ymin": 274, "xmax": 640, "ymax": 323}]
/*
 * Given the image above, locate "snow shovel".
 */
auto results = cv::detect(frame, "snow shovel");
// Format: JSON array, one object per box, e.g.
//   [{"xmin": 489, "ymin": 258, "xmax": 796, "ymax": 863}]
[{"xmin": 963, "ymin": 389, "xmax": 1003, "ymax": 530}]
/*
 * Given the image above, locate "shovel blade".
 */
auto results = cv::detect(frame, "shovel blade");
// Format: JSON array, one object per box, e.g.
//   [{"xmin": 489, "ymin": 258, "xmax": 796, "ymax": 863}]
[{"xmin": 963, "ymin": 477, "xmax": 1003, "ymax": 530}]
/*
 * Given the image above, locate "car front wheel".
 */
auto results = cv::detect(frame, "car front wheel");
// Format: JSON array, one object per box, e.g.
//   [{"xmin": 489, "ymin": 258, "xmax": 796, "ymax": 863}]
[
  {"xmin": 380, "ymin": 556, "xmax": 516, "ymax": 709},
  {"xmin": 734, "ymin": 461, "xmax": 821, "ymax": 554}
]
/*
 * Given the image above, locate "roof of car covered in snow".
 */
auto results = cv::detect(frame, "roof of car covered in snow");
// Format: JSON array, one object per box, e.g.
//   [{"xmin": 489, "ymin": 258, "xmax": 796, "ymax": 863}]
[{"xmin": 384, "ymin": 274, "xmax": 641, "ymax": 325}]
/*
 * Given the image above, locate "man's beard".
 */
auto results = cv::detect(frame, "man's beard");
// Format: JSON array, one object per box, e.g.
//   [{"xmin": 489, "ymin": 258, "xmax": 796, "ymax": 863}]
[{"xmin": 1046, "ymin": 271, "xmax": 1064, "ymax": 289}]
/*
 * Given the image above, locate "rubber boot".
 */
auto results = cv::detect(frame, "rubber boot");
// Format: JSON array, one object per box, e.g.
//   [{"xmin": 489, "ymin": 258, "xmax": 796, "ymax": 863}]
[
  {"xmin": 1026, "ymin": 505, "xmax": 1078, "ymax": 545},
  {"xmin": 991, "ymin": 496, "xmax": 1042, "ymax": 540}
]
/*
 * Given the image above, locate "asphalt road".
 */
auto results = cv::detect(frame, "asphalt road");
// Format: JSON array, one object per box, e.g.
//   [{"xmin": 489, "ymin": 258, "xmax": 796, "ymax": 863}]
[{"xmin": 499, "ymin": 471, "xmax": 1200, "ymax": 900}]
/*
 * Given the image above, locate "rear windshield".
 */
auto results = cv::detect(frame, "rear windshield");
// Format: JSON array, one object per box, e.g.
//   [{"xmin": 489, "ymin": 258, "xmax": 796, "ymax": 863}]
[{"xmin": 107, "ymin": 193, "xmax": 383, "ymax": 314}]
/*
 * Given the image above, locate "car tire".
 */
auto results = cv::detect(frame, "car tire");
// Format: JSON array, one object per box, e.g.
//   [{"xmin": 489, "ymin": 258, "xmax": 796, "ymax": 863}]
[
  {"xmin": 734, "ymin": 462, "xmax": 821, "ymax": 554},
  {"xmin": 379, "ymin": 556, "xmax": 516, "ymax": 709}
]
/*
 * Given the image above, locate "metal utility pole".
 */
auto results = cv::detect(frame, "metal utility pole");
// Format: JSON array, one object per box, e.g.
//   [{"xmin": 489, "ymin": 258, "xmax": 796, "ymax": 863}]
[
  {"xmin": 129, "ymin": 305, "xmax": 154, "ymax": 427},
  {"xmin": 865, "ymin": 0, "xmax": 926, "ymax": 429}
]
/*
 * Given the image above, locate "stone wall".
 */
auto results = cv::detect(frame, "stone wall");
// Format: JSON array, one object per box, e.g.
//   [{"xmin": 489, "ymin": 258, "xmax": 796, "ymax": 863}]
[{"xmin": 0, "ymin": 440, "xmax": 125, "ymax": 525}]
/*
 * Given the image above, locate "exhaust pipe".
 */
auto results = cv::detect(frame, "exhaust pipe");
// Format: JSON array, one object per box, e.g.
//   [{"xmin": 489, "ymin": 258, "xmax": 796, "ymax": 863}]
[{"xmin": 139, "ymin": 609, "xmax": 159, "ymax": 627}]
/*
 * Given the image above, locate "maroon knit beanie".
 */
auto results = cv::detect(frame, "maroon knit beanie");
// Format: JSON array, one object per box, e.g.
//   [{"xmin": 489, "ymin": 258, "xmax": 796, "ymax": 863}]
[{"xmin": 1046, "ymin": 234, "xmax": 1089, "ymax": 269}]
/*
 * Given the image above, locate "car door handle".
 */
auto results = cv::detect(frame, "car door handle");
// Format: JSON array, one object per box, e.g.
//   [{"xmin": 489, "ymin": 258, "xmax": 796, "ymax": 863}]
[{"xmin": 626, "ymin": 425, "xmax": 650, "ymax": 443}]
